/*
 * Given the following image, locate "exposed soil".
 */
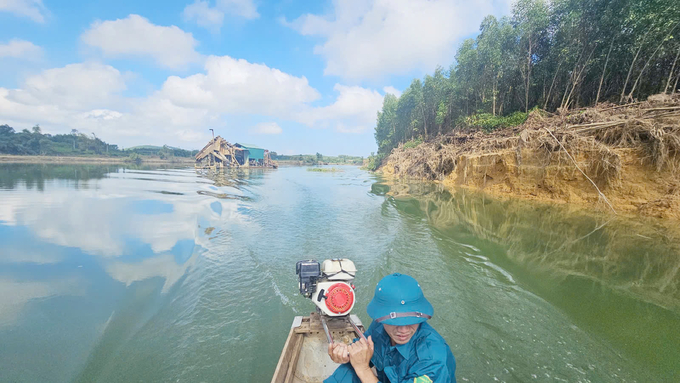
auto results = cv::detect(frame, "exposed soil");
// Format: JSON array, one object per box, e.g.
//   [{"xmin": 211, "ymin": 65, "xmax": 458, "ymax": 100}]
[{"xmin": 379, "ymin": 93, "xmax": 680, "ymax": 220}]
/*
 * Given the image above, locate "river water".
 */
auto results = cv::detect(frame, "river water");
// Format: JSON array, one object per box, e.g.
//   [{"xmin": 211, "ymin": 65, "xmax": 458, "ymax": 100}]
[{"xmin": 0, "ymin": 164, "xmax": 678, "ymax": 382}]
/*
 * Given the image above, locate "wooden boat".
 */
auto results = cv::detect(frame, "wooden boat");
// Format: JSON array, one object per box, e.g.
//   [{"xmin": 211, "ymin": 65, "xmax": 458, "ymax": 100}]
[{"xmin": 272, "ymin": 312, "xmax": 365, "ymax": 383}]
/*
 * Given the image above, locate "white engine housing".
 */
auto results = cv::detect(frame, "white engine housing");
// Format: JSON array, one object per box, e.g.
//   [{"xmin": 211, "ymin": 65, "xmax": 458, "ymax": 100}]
[
  {"xmin": 311, "ymin": 281, "xmax": 356, "ymax": 317},
  {"xmin": 313, "ymin": 259, "xmax": 357, "ymax": 316},
  {"xmin": 321, "ymin": 259, "xmax": 356, "ymax": 281}
]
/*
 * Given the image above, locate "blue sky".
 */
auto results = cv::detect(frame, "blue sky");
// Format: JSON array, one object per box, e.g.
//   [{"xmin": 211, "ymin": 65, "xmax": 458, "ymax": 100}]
[{"xmin": 0, "ymin": 0, "xmax": 513, "ymax": 156}]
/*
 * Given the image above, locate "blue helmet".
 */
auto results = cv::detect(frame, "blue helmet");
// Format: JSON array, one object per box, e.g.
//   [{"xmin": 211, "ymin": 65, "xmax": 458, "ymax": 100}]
[{"xmin": 366, "ymin": 273, "xmax": 433, "ymax": 326}]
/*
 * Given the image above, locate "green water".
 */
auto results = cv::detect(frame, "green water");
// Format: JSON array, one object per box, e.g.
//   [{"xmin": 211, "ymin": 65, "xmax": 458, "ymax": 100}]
[{"xmin": 0, "ymin": 164, "xmax": 678, "ymax": 382}]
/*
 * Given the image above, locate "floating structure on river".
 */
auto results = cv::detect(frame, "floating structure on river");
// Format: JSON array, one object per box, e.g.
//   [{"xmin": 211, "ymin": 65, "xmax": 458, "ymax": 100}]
[{"xmin": 195, "ymin": 136, "xmax": 277, "ymax": 169}]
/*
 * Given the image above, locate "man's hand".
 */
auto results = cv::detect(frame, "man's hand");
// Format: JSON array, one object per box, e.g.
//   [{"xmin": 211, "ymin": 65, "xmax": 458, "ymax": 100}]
[
  {"xmin": 328, "ymin": 342, "xmax": 350, "ymax": 364},
  {"xmin": 347, "ymin": 336, "xmax": 374, "ymax": 371}
]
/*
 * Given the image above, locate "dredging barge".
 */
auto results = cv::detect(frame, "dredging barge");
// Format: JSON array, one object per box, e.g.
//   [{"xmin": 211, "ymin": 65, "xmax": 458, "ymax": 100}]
[{"xmin": 195, "ymin": 136, "xmax": 277, "ymax": 169}]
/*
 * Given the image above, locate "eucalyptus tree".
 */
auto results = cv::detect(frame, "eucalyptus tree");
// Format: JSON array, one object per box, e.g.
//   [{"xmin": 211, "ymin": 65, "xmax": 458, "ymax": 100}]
[
  {"xmin": 477, "ymin": 16, "xmax": 504, "ymax": 115},
  {"xmin": 513, "ymin": 0, "xmax": 550, "ymax": 112},
  {"xmin": 423, "ymin": 66, "xmax": 449, "ymax": 135},
  {"xmin": 455, "ymin": 39, "xmax": 480, "ymax": 115},
  {"xmin": 375, "ymin": 93, "xmax": 399, "ymax": 154}
]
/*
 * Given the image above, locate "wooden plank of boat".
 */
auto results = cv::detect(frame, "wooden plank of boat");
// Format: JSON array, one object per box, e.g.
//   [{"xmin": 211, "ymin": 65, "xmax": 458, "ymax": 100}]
[{"xmin": 272, "ymin": 312, "xmax": 365, "ymax": 383}]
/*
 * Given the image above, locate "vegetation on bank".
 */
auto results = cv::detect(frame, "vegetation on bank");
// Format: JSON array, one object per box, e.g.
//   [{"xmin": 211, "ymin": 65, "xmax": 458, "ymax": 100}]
[
  {"xmin": 1, "ymin": 124, "xmax": 358, "ymax": 166},
  {"xmin": 365, "ymin": 153, "xmax": 386, "ymax": 171},
  {"xmin": 0, "ymin": 124, "xmax": 198, "ymax": 161},
  {"xmin": 373, "ymin": 0, "xmax": 680, "ymax": 160},
  {"xmin": 307, "ymin": 167, "xmax": 343, "ymax": 173},
  {"xmin": 126, "ymin": 152, "xmax": 143, "ymax": 165},
  {"xmin": 272, "ymin": 152, "xmax": 363, "ymax": 165},
  {"xmin": 459, "ymin": 111, "xmax": 530, "ymax": 133}
]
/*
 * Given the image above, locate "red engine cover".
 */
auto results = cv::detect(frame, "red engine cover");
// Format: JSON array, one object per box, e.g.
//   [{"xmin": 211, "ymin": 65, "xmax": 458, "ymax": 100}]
[{"xmin": 325, "ymin": 283, "xmax": 354, "ymax": 314}]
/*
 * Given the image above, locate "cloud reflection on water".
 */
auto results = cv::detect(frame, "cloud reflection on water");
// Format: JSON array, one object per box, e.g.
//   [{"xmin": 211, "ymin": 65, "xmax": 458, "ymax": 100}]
[
  {"xmin": 0, "ymin": 166, "xmax": 246, "ymax": 325},
  {"xmin": 0, "ymin": 278, "xmax": 82, "ymax": 327}
]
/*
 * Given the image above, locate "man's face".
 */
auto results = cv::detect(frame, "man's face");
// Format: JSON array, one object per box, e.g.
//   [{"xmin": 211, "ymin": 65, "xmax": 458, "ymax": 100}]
[{"xmin": 383, "ymin": 323, "xmax": 419, "ymax": 345}]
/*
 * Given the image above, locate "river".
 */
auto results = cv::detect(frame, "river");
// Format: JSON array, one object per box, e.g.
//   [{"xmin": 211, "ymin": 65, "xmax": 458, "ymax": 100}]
[{"xmin": 0, "ymin": 164, "xmax": 677, "ymax": 382}]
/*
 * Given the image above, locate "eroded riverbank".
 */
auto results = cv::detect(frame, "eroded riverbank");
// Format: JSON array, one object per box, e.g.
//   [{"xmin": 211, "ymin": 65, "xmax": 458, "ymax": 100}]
[{"xmin": 379, "ymin": 96, "xmax": 680, "ymax": 221}]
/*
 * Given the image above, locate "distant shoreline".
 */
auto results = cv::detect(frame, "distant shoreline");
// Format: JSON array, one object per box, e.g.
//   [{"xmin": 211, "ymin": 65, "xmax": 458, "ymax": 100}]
[
  {"xmin": 275, "ymin": 160, "xmax": 361, "ymax": 166},
  {"xmin": 0, "ymin": 154, "xmax": 195, "ymax": 165}
]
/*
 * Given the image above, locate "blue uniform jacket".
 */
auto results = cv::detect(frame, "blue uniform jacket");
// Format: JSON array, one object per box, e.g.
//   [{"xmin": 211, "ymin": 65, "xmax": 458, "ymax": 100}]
[{"xmin": 324, "ymin": 321, "xmax": 456, "ymax": 383}]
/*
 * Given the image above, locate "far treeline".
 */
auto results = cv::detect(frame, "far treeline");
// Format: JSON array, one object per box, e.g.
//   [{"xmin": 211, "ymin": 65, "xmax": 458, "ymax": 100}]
[
  {"xmin": 371, "ymin": 0, "xmax": 680, "ymax": 169},
  {"xmin": 0, "ymin": 124, "xmax": 198, "ymax": 159},
  {"xmin": 271, "ymin": 152, "xmax": 364, "ymax": 165}
]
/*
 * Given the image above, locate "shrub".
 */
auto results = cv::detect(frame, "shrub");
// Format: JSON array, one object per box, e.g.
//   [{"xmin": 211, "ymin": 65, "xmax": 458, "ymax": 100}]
[
  {"xmin": 402, "ymin": 138, "xmax": 423, "ymax": 149},
  {"xmin": 127, "ymin": 153, "xmax": 142, "ymax": 165},
  {"xmin": 459, "ymin": 111, "xmax": 528, "ymax": 132},
  {"xmin": 365, "ymin": 153, "xmax": 386, "ymax": 171}
]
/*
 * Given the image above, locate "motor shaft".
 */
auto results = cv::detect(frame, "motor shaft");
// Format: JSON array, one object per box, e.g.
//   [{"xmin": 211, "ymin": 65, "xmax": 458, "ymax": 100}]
[
  {"xmin": 320, "ymin": 316, "xmax": 333, "ymax": 344},
  {"xmin": 347, "ymin": 316, "xmax": 367, "ymax": 341}
]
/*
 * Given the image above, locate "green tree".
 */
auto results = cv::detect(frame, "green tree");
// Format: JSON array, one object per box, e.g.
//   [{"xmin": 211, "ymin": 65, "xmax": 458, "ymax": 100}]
[
  {"xmin": 455, "ymin": 39, "xmax": 482, "ymax": 115},
  {"xmin": 513, "ymin": 0, "xmax": 549, "ymax": 112},
  {"xmin": 423, "ymin": 66, "xmax": 448, "ymax": 135},
  {"xmin": 375, "ymin": 93, "xmax": 399, "ymax": 154}
]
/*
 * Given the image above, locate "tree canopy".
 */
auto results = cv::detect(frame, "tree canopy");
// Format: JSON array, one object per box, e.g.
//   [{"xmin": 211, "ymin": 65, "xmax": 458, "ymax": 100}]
[
  {"xmin": 374, "ymin": 0, "xmax": 680, "ymax": 156},
  {"xmin": 0, "ymin": 124, "xmax": 198, "ymax": 157}
]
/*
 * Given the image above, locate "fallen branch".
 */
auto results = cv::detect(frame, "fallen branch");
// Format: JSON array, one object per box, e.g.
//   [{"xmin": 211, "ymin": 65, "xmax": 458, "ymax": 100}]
[
  {"xmin": 567, "ymin": 121, "xmax": 613, "ymax": 129},
  {"xmin": 645, "ymin": 111, "xmax": 680, "ymax": 119},
  {"xmin": 544, "ymin": 128, "xmax": 618, "ymax": 214},
  {"xmin": 567, "ymin": 110, "xmax": 680, "ymax": 133},
  {"xmin": 642, "ymin": 106, "xmax": 680, "ymax": 113},
  {"xmin": 572, "ymin": 121, "xmax": 626, "ymax": 134},
  {"xmin": 598, "ymin": 102, "xmax": 643, "ymax": 112}
]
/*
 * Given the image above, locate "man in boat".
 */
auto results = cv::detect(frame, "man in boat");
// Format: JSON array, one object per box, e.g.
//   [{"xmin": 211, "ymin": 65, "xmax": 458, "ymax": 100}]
[{"xmin": 325, "ymin": 273, "xmax": 456, "ymax": 383}]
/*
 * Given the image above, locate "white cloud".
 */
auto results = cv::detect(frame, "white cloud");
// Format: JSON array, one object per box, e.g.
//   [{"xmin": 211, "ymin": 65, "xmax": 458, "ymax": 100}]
[
  {"xmin": 79, "ymin": 109, "xmax": 123, "ymax": 121},
  {"xmin": 7, "ymin": 62, "xmax": 126, "ymax": 110},
  {"xmin": 0, "ymin": 39, "xmax": 42, "ymax": 59},
  {"xmin": 286, "ymin": 0, "xmax": 513, "ymax": 80},
  {"xmin": 0, "ymin": 65, "xmax": 215, "ymax": 147},
  {"xmin": 183, "ymin": 0, "xmax": 259, "ymax": 30},
  {"xmin": 183, "ymin": 0, "xmax": 225, "ymax": 30},
  {"xmin": 0, "ymin": 0, "xmax": 47, "ymax": 23},
  {"xmin": 295, "ymin": 84, "xmax": 384, "ymax": 133},
  {"xmin": 251, "ymin": 122, "xmax": 282, "ymax": 135},
  {"xmin": 383, "ymin": 86, "xmax": 402, "ymax": 97},
  {"xmin": 0, "ymin": 56, "xmax": 383, "ymax": 148},
  {"xmin": 218, "ymin": 0, "xmax": 259, "ymax": 18},
  {"xmin": 158, "ymin": 55, "xmax": 320, "ymax": 115},
  {"xmin": 81, "ymin": 14, "xmax": 202, "ymax": 69}
]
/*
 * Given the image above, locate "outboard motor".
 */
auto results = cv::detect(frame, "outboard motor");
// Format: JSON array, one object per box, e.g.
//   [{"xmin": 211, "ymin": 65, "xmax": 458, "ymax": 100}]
[
  {"xmin": 296, "ymin": 259, "xmax": 357, "ymax": 317},
  {"xmin": 296, "ymin": 258, "xmax": 365, "ymax": 344}
]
